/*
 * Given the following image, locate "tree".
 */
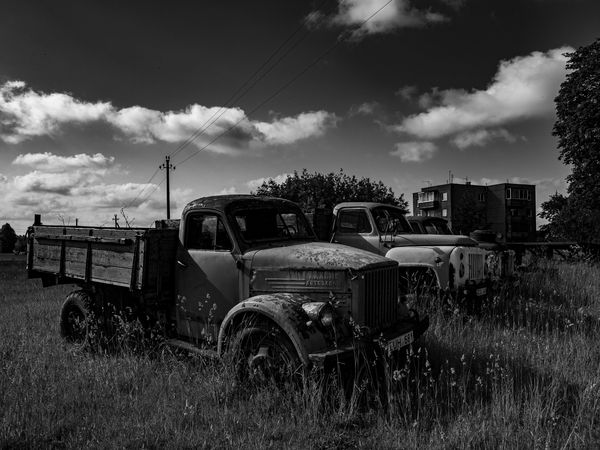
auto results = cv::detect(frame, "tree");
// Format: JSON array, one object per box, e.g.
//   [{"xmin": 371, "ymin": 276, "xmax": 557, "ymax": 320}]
[
  {"xmin": 0, "ymin": 223, "xmax": 17, "ymax": 253},
  {"xmin": 253, "ymin": 169, "xmax": 408, "ymax": 212},
  {"xmin": 542, "ymin": 38, "xmax": 600, "ymax": 242},
  {"xmin": 451, "ymin": 191, "xmax": 486, "ymax": 236},
  {"xmin": 539, "ymin": 193, "xmax": 572, "ymax": 240}
]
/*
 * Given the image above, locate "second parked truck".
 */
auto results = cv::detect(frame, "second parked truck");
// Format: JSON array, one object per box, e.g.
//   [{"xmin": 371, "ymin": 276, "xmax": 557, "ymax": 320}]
[{"xmin": 329, "ymin": 202, "xmax": 490, "ymax": 307}]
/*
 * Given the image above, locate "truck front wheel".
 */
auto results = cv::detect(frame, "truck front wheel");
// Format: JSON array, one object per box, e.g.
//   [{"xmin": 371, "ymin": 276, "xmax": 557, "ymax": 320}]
[
  {"xmin": 230, "ymin": 324, "xmax": 302, "ymax": 386},
  {"xmin": 59, "ymin": 291, "xmax": 92, "ymax": 346}
]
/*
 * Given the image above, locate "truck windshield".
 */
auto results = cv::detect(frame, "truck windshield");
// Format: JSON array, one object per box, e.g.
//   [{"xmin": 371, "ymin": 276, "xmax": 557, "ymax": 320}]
[
  {"xmin": 232, "ymin": 207, "xmax": 314, "ymax": 244},
  {"xmin": 424, "ymin": 220, "xmax": 453, "ymax": 235},
  {"xmin": 371, "ymin": 206, "xmax": 412, "ymax": 234}
]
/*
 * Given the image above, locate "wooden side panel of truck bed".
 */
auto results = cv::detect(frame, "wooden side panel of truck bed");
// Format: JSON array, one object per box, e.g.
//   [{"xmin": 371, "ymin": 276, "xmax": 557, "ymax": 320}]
[{"xmin": 28, "ymin": 225, "xmax": 178, "ymax": 294}]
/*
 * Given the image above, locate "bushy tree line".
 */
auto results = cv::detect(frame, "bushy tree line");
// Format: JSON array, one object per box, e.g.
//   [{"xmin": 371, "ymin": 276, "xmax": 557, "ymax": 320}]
[
  {"xmin": 0, "ymin": 223, "xmax": 17, "ymax": 253},
  {"xmin": 541, "ymin": 38, "xmax": 600, "ymax": 243},
  {"xmin": 253, "ymin": 169, "xmax": 408, "ymax": 212}
]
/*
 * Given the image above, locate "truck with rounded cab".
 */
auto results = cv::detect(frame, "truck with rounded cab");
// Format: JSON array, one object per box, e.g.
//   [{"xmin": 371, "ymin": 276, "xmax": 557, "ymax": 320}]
[{"xmin": 27, "ymin": 195, "xmax": 428, "ymax": 381}]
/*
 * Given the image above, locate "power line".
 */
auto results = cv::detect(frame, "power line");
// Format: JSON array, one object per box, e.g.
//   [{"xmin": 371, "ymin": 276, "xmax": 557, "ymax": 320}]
[
  {"xmin": 121, "ymin": 2, "xmax": 329, "ymax": 217},
  {"xmin": 136, "ymin": 176, "xmax": 166, "ymax": 206},
  {"xmin": 121, "ymin": 166, "xmax": 161, "ymax": 211},
  {"xmin": 174, "ymin": 0, "xmax": 395, "ymax": 166},
  {"xmin": 168, "ymin": 0, "xmax": 329, "ymax": 161}
]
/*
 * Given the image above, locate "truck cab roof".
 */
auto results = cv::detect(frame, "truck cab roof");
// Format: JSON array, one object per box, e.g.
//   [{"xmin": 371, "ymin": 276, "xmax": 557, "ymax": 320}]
[
  {"xmin": 183, "ymin": 194, "xmax": 298, "ymax": 215},
  {"xmin": 333, "ymin": 202, "xmax": 405, "ymax": 213}
]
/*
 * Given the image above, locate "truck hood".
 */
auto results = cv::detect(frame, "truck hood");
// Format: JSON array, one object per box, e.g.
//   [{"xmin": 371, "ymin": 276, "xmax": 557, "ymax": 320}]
[
  {"xmin": 385, "ymin": 234, "xmax": 478, "ymax": 247},
  {"xmin": 244, "ymin": 241, "xmax": 393, "ymax": 271}
]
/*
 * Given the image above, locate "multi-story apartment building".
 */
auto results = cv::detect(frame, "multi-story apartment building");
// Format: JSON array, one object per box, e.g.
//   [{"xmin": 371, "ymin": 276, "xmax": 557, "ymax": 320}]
[{"xmin": 412, "ymin": 182, "xmax": 536, "ymax": 242}]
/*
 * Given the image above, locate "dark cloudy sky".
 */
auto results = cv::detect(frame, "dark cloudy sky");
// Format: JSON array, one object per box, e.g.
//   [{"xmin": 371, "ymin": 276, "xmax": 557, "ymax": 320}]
[{"xmin": 1, "ymin": 0, "xmax": 599, "ymax": 233}]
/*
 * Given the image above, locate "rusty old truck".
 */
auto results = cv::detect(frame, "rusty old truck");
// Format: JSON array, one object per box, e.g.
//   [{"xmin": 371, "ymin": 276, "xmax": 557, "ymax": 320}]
[
  {"xmin": 27, "ymin": 195, "xmax": 428, "ymax": 381},
  {"xmin": 328, "ymin": 202, "xmax": 489, "ymax": 308}
]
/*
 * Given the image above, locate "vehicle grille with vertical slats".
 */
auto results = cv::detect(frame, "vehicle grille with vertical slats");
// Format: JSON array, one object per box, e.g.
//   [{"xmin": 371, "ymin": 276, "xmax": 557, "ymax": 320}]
[
  {"xmin": 468, "ymin": 253, "xmax": 485, "ymax": 280},
  {"xmin": 364, "ymin": 265, "xmax": 399, "ymax": 329}
]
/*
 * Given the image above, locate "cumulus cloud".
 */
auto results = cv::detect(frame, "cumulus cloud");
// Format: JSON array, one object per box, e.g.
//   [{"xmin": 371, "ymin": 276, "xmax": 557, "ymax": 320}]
[
  {"xmin": 390, "ymin": 141, "xmax": 437, "ymax": 162},
  {"xmin": 246, "ymin": 173, "xmax": 292, "ymax": 191},
  {"xmin": 0, "ymin": 81, "xmax": 111, "ymax": 143},
  {"xmin": 308, "ymin": 0, "xmax": 448, "ymax": 38},
  {"xmin": 0, "ymin": 81, "xmax": 337, "ymax": 154},
  {"xmin": 13, "ymin": 152, "xmax": 115, "ymax": 171},
  {"xmin": 254, "ymin": 111, "xmax": 338, "ymax": 146},
  {"xmin": 10, "ymin": 151, "xmax": 121, "ymax": 196},
  {"xmin": 1, "ymin": 152, "xmax": 194, "ymax": 232},
  {"xmin": 349, "ymin": 102, "xmax": 380, "ymax": 117},
  {"xmin": 451, "ymin": 128, "xmax": 517, "ymax": 149},
  {"xmin": 395, "ymin": 85, "xmax": 418, "ymax": 101},
  {"xmin": 395, "ymin": 47, "xmax": 572, "ymax": 140}
]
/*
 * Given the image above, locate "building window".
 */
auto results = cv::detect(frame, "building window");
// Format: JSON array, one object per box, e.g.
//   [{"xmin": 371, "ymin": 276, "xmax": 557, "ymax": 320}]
[
  {"xmin": 442, "ymin": 209, "xmax": 448, "ymax": 217},
  {"xmin": 441, "ymin": 192, "xmax": 448, "ymax": 202},
  {"xmin": 478, "ymin": 192, "xmax": 485, "ymax": 202},
  {"xmin": 418, "ymin": 191, "xmax": 436, "ymax": 203},
  {"xmin": 508, "ymin": 188, "xmax": 533, "ymax": 200},
  {"xmin": 510, "ymin": 208, "xmax": 518, "ymax": 216}
]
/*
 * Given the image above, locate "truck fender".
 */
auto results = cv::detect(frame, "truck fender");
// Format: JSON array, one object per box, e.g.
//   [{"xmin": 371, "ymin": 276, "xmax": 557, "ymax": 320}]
[
  {"xmin": 385, "ymin": 246, "xmax": 448, "ymax": 289},
  {"xmin": 217, "ymin": 293, "xmax": 330, "ymax": 366}
]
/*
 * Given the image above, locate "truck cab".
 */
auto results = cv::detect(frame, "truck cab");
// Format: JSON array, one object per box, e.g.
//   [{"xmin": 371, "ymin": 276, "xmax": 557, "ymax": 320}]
[{"xmin": 330, "ymin": 202, "xmax": 489, "ymax": 307}]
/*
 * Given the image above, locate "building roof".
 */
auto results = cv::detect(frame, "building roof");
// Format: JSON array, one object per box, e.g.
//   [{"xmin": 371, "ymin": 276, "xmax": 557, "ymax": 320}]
[{"xmin": 416, "ymin": 181, "xmax": 535, "ymax": 192}]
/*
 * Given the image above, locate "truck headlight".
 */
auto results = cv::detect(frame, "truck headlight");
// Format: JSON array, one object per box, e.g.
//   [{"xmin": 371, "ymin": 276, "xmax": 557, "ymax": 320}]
[{"xmin": 302, "ymin": 302, "xmax": 335, "ymax": 327}]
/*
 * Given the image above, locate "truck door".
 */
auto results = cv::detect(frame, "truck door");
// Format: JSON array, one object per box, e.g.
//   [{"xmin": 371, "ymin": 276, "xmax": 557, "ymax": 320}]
[
  {"xmin": 331, "ymin": 208, "xmax": 382, "ymax": 255},
  {"xmin": 175, "ymin": 211, "xmax": 239, "ymax": 343}
]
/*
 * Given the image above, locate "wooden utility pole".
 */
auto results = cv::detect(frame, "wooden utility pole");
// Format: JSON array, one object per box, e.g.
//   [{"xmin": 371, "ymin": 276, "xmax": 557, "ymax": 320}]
[{"xmin": 159, "ymin": 155, "xmax": 175, "ymax": 219}]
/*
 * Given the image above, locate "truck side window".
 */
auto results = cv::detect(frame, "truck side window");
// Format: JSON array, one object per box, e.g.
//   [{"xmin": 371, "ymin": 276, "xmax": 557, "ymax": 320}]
[
  {"xmin": 338, "ymin": 209, "xmax": 372, "ymax": 234},
  {"xmin": 186, "ymin": 214, "xmax": 233, "ymax": 251}
]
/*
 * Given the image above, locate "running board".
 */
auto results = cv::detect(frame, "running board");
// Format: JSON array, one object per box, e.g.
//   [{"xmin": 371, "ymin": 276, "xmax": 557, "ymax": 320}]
[{"xmin": 166, "ymin": 339, "xmax": 219, "ymax": 359}]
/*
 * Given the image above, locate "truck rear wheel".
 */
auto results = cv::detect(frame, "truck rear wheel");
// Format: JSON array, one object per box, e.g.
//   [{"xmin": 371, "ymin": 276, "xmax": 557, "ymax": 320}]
[
  {"xmin": 59, "ymin": 291, "xmax": 92, "ymax": 346},
  {"xmin": 230, "ymin": 324, "xmax": 302, "ymax": 387}
]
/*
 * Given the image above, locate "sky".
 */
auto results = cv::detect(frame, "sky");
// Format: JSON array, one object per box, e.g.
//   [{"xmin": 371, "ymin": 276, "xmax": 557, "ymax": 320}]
[{"xmin": 1, "ymin": 0, "xmax": 599, "ymax": 234}]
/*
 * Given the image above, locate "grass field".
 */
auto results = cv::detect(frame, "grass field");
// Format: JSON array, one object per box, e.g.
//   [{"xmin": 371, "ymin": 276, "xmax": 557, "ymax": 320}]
[{"xmin": 2, "ymin": 258, "xmax": 600, "ymax": 449}]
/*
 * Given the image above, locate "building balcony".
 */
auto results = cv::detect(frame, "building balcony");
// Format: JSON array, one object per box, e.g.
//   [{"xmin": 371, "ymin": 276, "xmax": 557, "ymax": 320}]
[{"xmin": 417, "ymin": 201, "xmax": 439, "ymax": 209}]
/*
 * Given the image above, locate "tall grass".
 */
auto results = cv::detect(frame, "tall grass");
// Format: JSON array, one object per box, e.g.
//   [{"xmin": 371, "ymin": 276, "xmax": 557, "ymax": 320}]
[{"xmin": 2, "ymin": 258, "xmax": 600, "ymax": 448}]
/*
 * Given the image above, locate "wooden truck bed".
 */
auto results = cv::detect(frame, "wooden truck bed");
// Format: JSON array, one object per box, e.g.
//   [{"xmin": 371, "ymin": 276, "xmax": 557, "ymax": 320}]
[{"xmin": 28, "ymin": 225, "xmax": 178, "ymax": 296}]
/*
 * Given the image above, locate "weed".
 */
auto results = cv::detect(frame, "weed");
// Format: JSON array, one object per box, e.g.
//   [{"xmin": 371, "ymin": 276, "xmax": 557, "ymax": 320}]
[{"xmin": 2, "ymin": 259, "xmax": 600, "ymax": 448}]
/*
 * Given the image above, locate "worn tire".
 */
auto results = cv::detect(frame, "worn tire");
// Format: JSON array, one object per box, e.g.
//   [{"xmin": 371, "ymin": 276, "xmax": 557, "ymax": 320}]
[
  {"xmin": 59, "ymin": 290, "xmax": 92, "ymax": 346},
  {"xmin": 229, "ymin": 324, "xmax": 302, "ymax": 387}
]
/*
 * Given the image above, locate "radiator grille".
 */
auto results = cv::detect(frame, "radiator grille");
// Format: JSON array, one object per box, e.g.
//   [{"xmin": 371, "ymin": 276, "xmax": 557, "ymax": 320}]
[
  {"xmin": 363, "ymin": 265, "xmax": 399, "ymax": 329},
  {"xmin": 468, "ymin": 253, "xmax": 485, "ymax": 280}
]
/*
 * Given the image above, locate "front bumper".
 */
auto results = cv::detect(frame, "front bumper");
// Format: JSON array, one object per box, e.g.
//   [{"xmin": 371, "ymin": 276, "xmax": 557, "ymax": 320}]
[
  {"xmin": 308, "ymin": 315, "xmax": 429, "ymax": 369},
  {"xmin": 457, "ymin": 281, "xmax": 488, "ymax": 300}
]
